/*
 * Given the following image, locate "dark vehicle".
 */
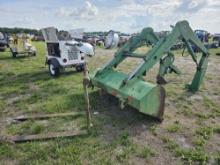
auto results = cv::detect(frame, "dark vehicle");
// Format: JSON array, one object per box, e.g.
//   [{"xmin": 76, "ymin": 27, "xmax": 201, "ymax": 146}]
[
  {"xmin": 118, "ymin": 35, "xmax": 130, "ymax": 47},
  {"xmin": 0, "ymin": 32, "xmax": 8, "ymax": 51},
  {"xmin": 194, "ymin": 30, "xmax": 209, "ymax": 42},
  {"xmin": 191, "ymin": 30, "xmax": 209, "ymax": 52},
  {"xmin": 213, "ymin": 34, "xmax": 220, "ymax": 47}
]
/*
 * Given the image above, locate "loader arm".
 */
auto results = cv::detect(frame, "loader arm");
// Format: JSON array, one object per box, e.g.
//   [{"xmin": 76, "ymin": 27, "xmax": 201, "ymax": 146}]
[
  {"xmin": 99, "ymin": 27, "xmax": 159, "ymax": 72},
  {"xmin": 124, "ymin": 20, "xmax": 209, "ymax": 92}
]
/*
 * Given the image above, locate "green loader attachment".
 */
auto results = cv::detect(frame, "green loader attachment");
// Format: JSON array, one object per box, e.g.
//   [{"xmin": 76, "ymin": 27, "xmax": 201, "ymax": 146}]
[{"xmin": 90, "ymin": 20, "xmax": 209, "ymax": 121}]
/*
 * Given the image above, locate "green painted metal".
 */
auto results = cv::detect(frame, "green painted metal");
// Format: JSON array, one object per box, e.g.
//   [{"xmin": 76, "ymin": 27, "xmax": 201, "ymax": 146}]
[
  {"xmin": 90, "ymin": 20, "xmax": 209, "ymax": 120},
  {"xmin": 158, "ymin": 52, "xmax": 181, "ymax": 84},
  {"xmin": 90, "ymin": 69, "xmax": 165, "ymax": 120}
]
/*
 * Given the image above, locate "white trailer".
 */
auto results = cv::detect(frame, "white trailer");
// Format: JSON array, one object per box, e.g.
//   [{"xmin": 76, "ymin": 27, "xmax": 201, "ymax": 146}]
[{"xmin": 41, "ymin": 27, "xmax": 94, "ymax": 77}]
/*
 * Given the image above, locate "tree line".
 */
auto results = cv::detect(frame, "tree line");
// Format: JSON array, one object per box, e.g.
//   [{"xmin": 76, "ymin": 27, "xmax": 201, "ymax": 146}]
[
  {"xmin": 0, "ymin": 27, "xmax": 129, "ymax": 37},
  {"xmin": 0, "ymin": 27, "xmax": 41, "ymax": 35}
]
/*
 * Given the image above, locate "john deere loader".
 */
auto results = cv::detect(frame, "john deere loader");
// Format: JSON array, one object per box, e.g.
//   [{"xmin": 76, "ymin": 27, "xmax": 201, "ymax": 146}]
[{"xmin": 89, "ymin": 20, "xmax": 209, "ymax": 121}]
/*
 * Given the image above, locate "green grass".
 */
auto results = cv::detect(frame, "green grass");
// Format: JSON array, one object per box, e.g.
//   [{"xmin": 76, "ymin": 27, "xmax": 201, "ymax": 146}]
[
  {"xmin": 161, "ymin": 136, "xmax": 208, "ymax": 164},
  {"xmin": 192, "ymin": 136, "xmax": 206, "ymax": 147},
  {"xmin": 195, "ymin": 126, "xmax": 213, "ymax": 140},
  {"xmin": 138, "ymin": 146, "xmax": 155, "ymax": 159},
  {"xmin": 166, "ymin": 122, "xmax": 181, "ymax": 133},
  {"xmin": 0, "ymin": 42, "xmax": 220, "ymax": 164}
]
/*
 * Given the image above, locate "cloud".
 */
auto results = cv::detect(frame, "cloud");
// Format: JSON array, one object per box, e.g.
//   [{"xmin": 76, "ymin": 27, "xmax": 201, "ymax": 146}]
[
  {"xmin": 56, "ymin": 1, "xmax": 98, "ymax": 20},
  {"xmin": 176, "ymin": 0, "xmax": 207, "ymax": 13},
  {"xmin": 15, "ymin": 17, "xmax": 34, "ymax": 25},
  {"xmin": 0, "ymin": 0, "xmax": 219, "ymax": 33},
  {"xmin": 97, "ymin": 0, "xmax": 220, "ymax": 33},
  {"xmin": 130, "ymin": 15, "xmax": 151, "ymax": 29}
]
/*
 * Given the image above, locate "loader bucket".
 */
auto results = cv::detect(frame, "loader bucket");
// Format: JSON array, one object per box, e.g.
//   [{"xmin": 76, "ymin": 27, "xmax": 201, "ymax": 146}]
[{"xmin": 90, "ymin": 69, "xmax": 166, "ymax": 121}]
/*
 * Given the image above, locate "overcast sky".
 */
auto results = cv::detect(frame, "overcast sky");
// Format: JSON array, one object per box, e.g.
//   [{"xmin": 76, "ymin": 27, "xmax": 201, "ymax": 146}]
[{"xmin": 0, "ymin": 0, "xmax": 219, "ymax": 33}]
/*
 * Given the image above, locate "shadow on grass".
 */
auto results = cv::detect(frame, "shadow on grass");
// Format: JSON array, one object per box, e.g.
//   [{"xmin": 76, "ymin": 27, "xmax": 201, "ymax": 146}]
[
  {"xmin": 0, "ymin": 70, "xmax": 50, "ymax": 88},
  {"xmin": 0, "ymin": 55, "xmax": 35, "ymax": 60},
  {"xmin": 61, "ymin": 70, "xmax": 79, "ymax": 76},
  {"xmin": 24, "ymin": 90, "xmax": 159, "ymax": 139},
  {"xmin": 86, "ymin": 91, "xmax": 159, "ymax": 140},
  {"xmin": 0, "ymin": 68, "xmax": 80, "ymax": 87}
]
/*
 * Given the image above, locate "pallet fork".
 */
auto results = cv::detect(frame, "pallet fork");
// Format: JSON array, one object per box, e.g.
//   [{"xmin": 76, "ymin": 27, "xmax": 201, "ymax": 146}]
[
  {"xmin": 90, "ymin": 20, "xmax": 209, "ymax": 121},
  {"xmin": 0, "ymin": 112, "xmax": 88, "ymax": 143}
]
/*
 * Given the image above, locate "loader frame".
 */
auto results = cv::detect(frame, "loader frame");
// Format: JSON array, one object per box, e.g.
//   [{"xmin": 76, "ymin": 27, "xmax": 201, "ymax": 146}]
[{"xmin": 90, "ymin": 21, "xmax": 209, "ymax": 120}]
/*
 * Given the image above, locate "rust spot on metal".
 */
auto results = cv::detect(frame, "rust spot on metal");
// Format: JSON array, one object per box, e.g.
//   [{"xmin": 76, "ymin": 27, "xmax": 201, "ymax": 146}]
[
  {"xmin": 156, "ymin": 75, "xmax": 167, "ymax": 85},
  {"xmin": 112, "ymin": 91, "xmax": 117, "ymax": 96},
  {"xmin": 9, "ymin": 130, "xmax": 87, "ymax": 143},
  {"xmin": 127, "ymin": 96, "xmax": 133, "ymax": 102},
  {"xmin": 13, "ymin": 112, "xmax": 82, "ymax": 121},
  {"xmin": 157, "ymin": 85, "xmax": 166, "ymax": 122}
]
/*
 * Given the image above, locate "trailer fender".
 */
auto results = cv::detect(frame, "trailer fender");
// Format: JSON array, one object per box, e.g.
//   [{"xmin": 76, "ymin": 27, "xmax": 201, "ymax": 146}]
[{"xmin": 48, "ymin": 58, "xmax": 60, "ymax": 68}]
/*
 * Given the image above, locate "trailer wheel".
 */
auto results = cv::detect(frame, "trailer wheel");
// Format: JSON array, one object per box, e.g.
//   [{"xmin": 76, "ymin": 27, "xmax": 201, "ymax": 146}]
[
  {"xmin": 76, "ymin": 65, "xmax": 84, "ymax": 72},
  {"xmin": 10, "ymin": 48, "xmax": 17, "ymax": 58},
  {"xmin": 49, "ymin": 63, "xmax": 60, "ymax": 77},
  {"xmin": 80, "ymin": 65, "xmax": 85, "ymax": 71},
  {"xmin": 0, "ymin": 47, "xmax": 6, "ymax": 52}
]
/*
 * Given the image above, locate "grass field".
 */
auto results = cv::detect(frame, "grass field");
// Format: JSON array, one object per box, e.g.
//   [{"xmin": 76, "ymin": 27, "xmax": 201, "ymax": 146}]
[{"xmin": 0, "ymin": 42, "xmax": 220, "ymax": 165}]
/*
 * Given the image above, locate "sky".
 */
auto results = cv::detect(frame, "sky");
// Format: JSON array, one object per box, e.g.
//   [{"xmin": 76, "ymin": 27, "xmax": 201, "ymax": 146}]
[{"xmin": 0, "ymin": 0, "xmax": 219, "ymax": 33}]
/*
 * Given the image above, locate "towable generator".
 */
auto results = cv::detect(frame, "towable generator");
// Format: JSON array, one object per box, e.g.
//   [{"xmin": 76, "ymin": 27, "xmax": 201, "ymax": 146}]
[
  {"xmin": 89, "ymin": 21, "xmax": 209, "ymax": 121},
  {"xmin": 41, "ymin": 27, "xmax": 94, "ymax": 77}
]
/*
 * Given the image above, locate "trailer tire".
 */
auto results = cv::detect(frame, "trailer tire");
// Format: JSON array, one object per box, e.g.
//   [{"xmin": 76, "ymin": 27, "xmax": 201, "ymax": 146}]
[
  {"xmin": 76, "ymin": 64, "xmax": 84, "ymax": 72},
  {"xmin": 49, "ymin": 62, "xmax": 60, "ymax": 77},
  {"xmin": 10, "ymin": 48, "xmax": 17, "ymax": 58},
  {"xmin": 80, "ymin": 64, "xmax": 85, "ymax": 71},
  {"xmin": 0, "ymin": 47, "xmax": 6, "ymax": 52}
]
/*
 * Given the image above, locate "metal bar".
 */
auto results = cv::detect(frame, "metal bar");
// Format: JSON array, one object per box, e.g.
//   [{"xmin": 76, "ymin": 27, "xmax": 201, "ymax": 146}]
[
  {"xmin": 16, "ymin": 52, "xmax": 27, "ymax": 54},
  {"xmin": 83, "ymin": 59, "xmax": 92, "ymax": 129},
  {"xmin": 126, "ymin": 61, "xmax": 145, "ymax": 82},
  {"xmin": 10, "ymin": 130, "xmax": 87, "ymax": 143},
  {"xmin": 13, "ymin": 112, "xmax": 83, "ymax": 121},
  {"xmin": 100, "ymin": 27, "xmax": 159, "ymax": 72},
  {"xmin": 124, "ymin": 53, "xmax": 145, "ymax": 58}
]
